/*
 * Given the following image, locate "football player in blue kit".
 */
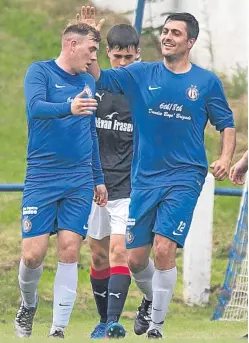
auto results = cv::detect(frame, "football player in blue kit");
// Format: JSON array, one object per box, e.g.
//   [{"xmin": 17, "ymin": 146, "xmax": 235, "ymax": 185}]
[
  {"xmin": 81, "ymin": 9, "xmax": 236, "ymax": 339},
  {"xmin": 14, "ymin": 20, "xmax": 108, "ymax": 338}
]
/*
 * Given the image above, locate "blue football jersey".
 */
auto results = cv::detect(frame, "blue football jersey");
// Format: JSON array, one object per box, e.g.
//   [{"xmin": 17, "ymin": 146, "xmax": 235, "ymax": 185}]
[
  {"xmin": 97, "ymin": 62, "xmax": 234, "ymax": 189},
  {"xmin": 24, "ymin": 59, "xmax": 103, "ymax": 185}
]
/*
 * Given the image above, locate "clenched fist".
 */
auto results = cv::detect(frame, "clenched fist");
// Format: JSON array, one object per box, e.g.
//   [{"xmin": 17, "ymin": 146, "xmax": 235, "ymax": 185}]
[{"xmin": 210, "ymin": 158, "xmax": 231, "ymax": 181}]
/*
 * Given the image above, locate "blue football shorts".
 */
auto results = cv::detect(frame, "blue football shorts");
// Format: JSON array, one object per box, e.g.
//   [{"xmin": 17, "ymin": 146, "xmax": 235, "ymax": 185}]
[
  {"xmin": 126, "ymin": 182, "xmax": 204, "ymax": 249},
  {"xmin": 21, "ymin": 172, "xmax": 93, "ymax": 239}
]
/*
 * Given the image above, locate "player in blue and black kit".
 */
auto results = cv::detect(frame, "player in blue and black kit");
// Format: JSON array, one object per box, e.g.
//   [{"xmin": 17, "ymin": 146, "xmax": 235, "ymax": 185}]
[
  {"xmin": 14, "ymin": 20, "xmax": 107, "ymax": 339},
  {"xmin": 86, "ymin": 11, "xmax": 236, "ymax": 339},
  {"xmin": 87, "ymin": 24, "xmax": 141, "ymax": 339}
]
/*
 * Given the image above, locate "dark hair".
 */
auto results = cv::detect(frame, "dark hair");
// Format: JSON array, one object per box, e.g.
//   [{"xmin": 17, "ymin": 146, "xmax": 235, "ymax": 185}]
[
  {"xmin": 107, "ymin": 24, "xmax": 140, "ymax": 50},
  {"xmin": 63, "ymin": 22, "xmax": 101, "ymax": 43},
  {"xmin": 165, "ymin": 13, "xmax": 199, "ymax": 40}
]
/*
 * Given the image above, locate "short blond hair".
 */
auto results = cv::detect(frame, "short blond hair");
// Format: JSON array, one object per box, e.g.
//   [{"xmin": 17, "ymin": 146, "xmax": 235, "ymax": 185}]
[{"xmin": 63, "ymin": 21, "xmax": 101, "ymax": 42}]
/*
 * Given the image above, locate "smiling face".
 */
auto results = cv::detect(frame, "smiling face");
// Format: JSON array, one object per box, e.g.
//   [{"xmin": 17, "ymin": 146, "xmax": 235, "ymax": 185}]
[
  {"xmin": 107, "ymin": 46, "xmax": 140, "ymax": 68},
  {"xmin": 160, "ymin": 20, "xmax": 195, "ymax": 60}
]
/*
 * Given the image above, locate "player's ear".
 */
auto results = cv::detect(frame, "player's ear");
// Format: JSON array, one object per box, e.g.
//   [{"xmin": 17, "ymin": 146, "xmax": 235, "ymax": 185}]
[
  {"xmin": 106, "ymin": 46, "xmax": 111, "ymax": 58},
  {"xmin": 71, "ymin": 39, "xmax": 77, "ymax": 52},
  {"xmin": 136, "ymin": 48, "xmax": 141, "ymax": 60},
  {"xmin": 188, "ymin": 38, "xmax": 196, "ymax": 50}
]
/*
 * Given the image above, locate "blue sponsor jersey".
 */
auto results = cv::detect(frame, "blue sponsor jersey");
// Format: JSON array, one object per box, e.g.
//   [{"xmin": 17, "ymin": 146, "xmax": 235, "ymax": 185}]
[
  {"xmin": 97, "ymin": 62, "xmax": 234, "ymax": 189},
  {"xmin": 24, "ymin": 59, "xmax": 103, "ymax": 185}
]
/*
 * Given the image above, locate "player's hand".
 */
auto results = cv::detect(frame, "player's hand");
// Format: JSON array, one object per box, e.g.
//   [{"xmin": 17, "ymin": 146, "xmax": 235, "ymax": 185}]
[
  {"xmin": 71, "ymin": 89, "xmax": 98, "ymax": 116},
  {"xmin": 229, "ymin": 160, "xmax": 247, "ymax": 185},
  {"xmin": 76, "ymin": 5, "xmax": 105, "ymax": 32},
  {"xmin": 210, "ymin": 158, "xmax": 231, "ymax": 181},
  {"xmin": 94, "ymin": 184, "xmax": 108, "ymax": 207}
]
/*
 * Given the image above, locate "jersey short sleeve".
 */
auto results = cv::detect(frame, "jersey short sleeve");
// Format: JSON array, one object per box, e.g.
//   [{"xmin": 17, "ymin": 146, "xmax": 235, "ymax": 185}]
[{"xmin": 206, "ymin": 74, "xmax": 235, "ymax": 131}]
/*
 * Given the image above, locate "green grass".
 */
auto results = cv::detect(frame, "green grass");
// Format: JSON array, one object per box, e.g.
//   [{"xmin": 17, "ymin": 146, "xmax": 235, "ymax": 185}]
[
  {"xmin": 0, "ymin": 0, "xmax": 247, "ymax": 341},
  {"xmin": 0, "ymin": 318, "xmax": 247, "ymax": 342},
  {"xmin": 0, "ymin": 265, "xmax": 247, "ymax": 341},
  {"xmin": 0, "ymin": 190, "xmax": 246, "ymax": 340}
]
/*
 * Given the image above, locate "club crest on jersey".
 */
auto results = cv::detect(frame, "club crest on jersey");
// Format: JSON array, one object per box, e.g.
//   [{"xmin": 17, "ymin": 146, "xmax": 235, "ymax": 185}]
[
  {"xmin": 126, "ymin": 230, "xmax": 134, "ymax": 244},
  {"xmin": 186, "ymin": 85, "xmax": 199, "ymax": 101},
  {"xmin": 22, "ymin": 216, "xmax": 32, "ymax": 233},
  {"xmin": 83, "ymin": 84, "xmax": 93, "ymax": 98}
]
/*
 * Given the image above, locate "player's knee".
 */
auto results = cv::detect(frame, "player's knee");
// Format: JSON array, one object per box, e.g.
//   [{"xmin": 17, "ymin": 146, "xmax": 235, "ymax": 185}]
[
  {"xmin": 58, "ymin": 243, "xmax": 79, "ymax": 263},
  {"xmin": 109, "ymin": 243, "xmax": 127, "ymax": 265},
  {"xmin": 91, "ymin": 248, "xmax": 109, "ymax": 269},
  {"xmin": 22, "ymin": 251, "xmax": 43, "ymax": 269},
  {"xmin": 128, "ymin": 254, "xmax": 148, "ymax": 273},
  {"xmin": 89, "ymin": 237, "xmax": 109, "ymax": 269},
  {"xmin": 57, "ymin": 232, "xmax": 82, "ymax": 262},
  {"xmin": 153, "ymin": 237, "xmax": 176, "ymax": 266},
  {"xmin": 21, "ymin": 235, "xmax": 48, "ymax": 268}
]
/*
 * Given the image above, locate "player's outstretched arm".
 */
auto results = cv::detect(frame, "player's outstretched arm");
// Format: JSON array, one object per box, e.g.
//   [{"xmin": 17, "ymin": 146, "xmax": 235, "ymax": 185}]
[
  {"xmin": 210, "ymin": 127, "xmax": 236, "ymax": 181},
  {"xmin": 75, "ymin": 5, "xmax": 137, "ymax": 93},
  {"xmin": 87, "ymin": 61, "xmax": 101, "ymax": 82},
  {"xmin": 229, "ymin": 150, "xmax": 248, "ymax": 185}
]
